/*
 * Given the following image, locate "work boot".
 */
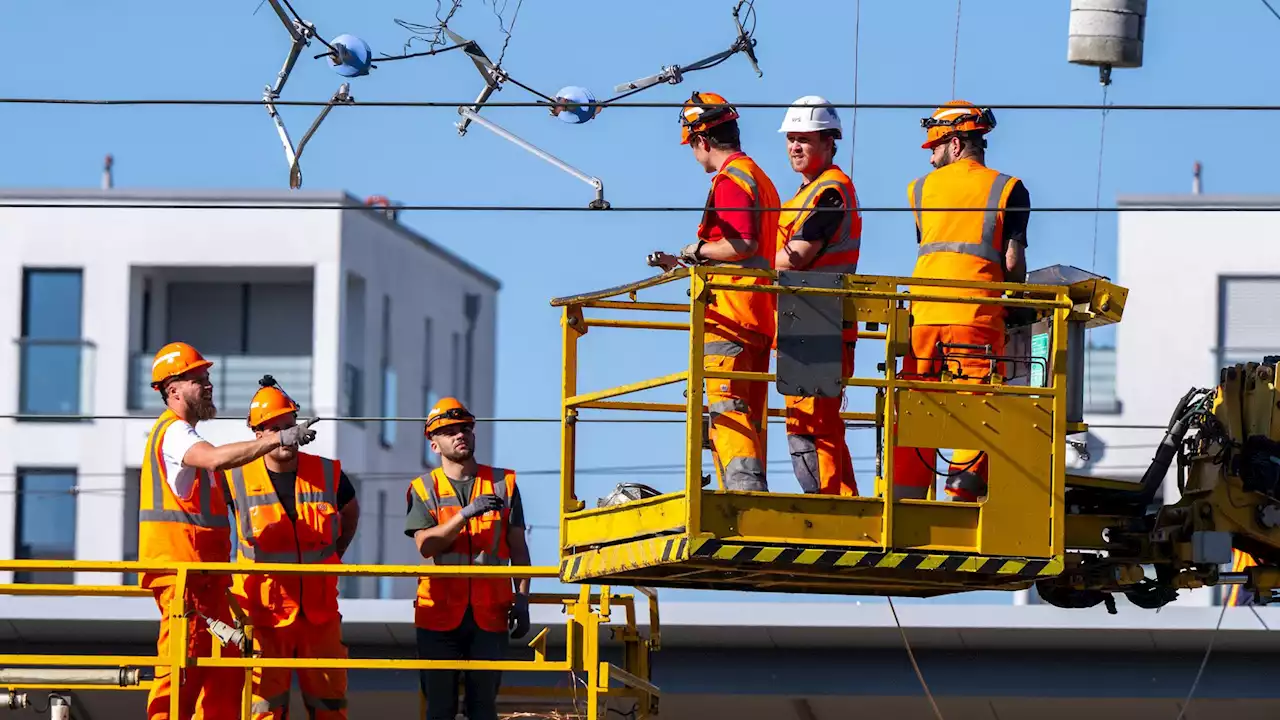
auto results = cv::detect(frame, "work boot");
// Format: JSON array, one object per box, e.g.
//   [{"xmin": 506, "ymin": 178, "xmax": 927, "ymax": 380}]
[{"xmin": 945, "ymin": 471, "xmax": 987, "ymax": 502}]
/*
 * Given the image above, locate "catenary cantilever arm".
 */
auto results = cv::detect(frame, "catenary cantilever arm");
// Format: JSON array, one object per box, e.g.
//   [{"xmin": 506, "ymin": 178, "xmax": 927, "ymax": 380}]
[{"xmin": 457, "ymin": 108, "xmax": 607, "ymax": 209}]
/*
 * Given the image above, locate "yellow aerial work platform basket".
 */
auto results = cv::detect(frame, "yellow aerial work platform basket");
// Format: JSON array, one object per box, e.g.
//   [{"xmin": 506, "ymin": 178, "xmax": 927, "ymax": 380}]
[{"xmin": 551, "ymin": 264, "xmax": 1126, "ymax": 598}]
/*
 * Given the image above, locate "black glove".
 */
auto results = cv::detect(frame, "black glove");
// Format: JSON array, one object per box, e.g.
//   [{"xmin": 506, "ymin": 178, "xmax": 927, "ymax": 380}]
[
  {"xmin": 460, "ymin": 494, "xmax": 505, "ymax": 520},
  {"xmin": 279, "ymin": 417, "xmax": 319, "ymax": 447},
  {"xmin": 509, "ymin": 594, "xmax": 530, "ymax": 640}
]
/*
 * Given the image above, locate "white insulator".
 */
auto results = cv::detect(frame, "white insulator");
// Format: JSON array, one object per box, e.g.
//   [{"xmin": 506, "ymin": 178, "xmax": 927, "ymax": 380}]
[{"xmin": 1068, "ymin": 0, "xmax": 1146, "ymax": 72}]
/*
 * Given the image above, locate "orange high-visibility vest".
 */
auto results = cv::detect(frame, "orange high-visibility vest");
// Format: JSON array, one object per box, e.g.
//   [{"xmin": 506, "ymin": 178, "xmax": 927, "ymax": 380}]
[
  {"xmin": 778, "ymin": 165, "xmax": 862, "ymax": 342},
  {"xmin": 409, "ymin": 466, "xmax": 516, "ymax": 633},
  {"xmin": 697, "ymin": 153, "xmax": 782, "ymax": 342},
  {"xmin": 137, "ymin": 409, "xmax": 232, "ymax": 590},
  {"xmin": 226, "ymin": 453, "xmax": 342, "ymax": 628},
  {"xmin": 907, "ymin": 157, "xmax": 1021, "ymax": 331}
]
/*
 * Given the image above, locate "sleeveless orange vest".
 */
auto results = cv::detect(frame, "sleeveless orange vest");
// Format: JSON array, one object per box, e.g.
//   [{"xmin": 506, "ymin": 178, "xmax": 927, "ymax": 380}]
[
  {"xmin": 227, "ymin": 453, "xmax": 342, "ymax": 628},
  {"xmin": 409, "ymin": 466, "xmax": 516, "ymax": 633},
  {"xmin": 697, "ymin": 153, "xmax": 782, "ymax": 343},
  {"xmin": 778, "ymin": 165, "xmax": 862, "ymax": 342},
  {"xmin": 137, "ymin": 409, "xmax": 232, "ymax": 589},
  {"xmin": 907, "ymin": 157, "xmax": 1021, "ymax": 331}
]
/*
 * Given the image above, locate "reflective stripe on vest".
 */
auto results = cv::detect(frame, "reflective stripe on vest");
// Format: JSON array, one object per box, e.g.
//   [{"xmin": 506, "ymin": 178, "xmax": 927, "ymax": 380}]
[
  {"xmin": 140, "ymin": 412, "xmax": 230, "ymax": 529},
  {"xmin": 228, "ymin": 456, "xmax": 340, "ymax": 564},
  {"xmin": 911, "ymin": 170, "xmax": 1014, "ymax": 264},
  {"xmin": 415, "ymin": 468, "xmax": 511, "ymax": 567},
  {"xmin": 777, "ymin": 166, "xmax": 862, "ymax": 273}
]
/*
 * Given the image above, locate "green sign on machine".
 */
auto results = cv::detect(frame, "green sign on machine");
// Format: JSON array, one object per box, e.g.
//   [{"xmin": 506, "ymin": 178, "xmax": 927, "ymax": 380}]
[{"xmin": 1030, "ymin": 332, "xmax": 1050, "ymax": 387}]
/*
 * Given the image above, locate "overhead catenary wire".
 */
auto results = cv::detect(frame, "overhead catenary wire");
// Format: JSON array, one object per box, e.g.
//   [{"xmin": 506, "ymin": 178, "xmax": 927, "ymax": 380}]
[
  {"xmin": 888, "ymin": 597, "xmax": 944, "ymax": 720},
  {"xmin": 1173, "ymin": 598, "xmax": 1229, "ymax": 720},
  {"xmin": 4, "ymin": 202, "xmax": 1277, "ymax": 213},
  {"xmin": 3, "ymin": 98, "xmax": 1278, "ymax": 111}
]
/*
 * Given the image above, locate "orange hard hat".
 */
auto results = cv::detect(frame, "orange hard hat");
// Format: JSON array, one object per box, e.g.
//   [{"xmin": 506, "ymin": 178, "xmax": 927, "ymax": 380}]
[
  {"xmin": 150, "ymin": 341, "xmax": 213, "ymax": 388},
  {"xmin": 424, "ymin": 397, "xmax": 475, "ymax": 436},
  {"xmin": 920, "ymin": 101, "xmax": 997, "ymax": 149},
  {"xmin": 247, "ymin": 375, "xmax": 300, "ymax": 428},
  {"xmin": 679, "ymin": 90, "xmax": 740, "ymax": 145}
]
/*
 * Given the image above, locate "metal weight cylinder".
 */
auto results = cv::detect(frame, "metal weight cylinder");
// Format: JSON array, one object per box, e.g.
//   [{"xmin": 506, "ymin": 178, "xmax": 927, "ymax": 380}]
[
  {"xmin": 49, "ymin": 695, "xmax": 69, "ymax": 720},
  {"xmin": 1067, "ymin": 0, "xmax": 1146, "ymax": 69}
]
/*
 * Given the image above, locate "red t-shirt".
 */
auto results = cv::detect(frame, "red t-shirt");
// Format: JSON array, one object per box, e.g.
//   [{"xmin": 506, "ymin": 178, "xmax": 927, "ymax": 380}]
[{"xmin": 701, "ymin": 153, "xmax": 757, "ymax": 242}]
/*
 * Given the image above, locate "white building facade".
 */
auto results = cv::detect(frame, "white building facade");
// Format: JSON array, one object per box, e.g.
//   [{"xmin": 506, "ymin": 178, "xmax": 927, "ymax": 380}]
[{"xmin": 0, "ymin": 189, "xmax": 499, "ymax": 599}]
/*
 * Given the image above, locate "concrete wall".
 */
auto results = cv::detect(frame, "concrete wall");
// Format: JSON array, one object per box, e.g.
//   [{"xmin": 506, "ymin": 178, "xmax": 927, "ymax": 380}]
[{"xmin": 336, "ymin": 209, "xmax": 500, "ymax": 599}]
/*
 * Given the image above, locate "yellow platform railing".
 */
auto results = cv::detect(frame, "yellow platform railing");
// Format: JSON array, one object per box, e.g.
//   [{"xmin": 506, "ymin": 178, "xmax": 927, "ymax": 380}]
[
  {"xmin": 551, "ymin": 265, "xmax": 1124, "ymax": 568},
  {"xmin": 0, "ymin": 560, "xmax": 660, "ymax": 720}
]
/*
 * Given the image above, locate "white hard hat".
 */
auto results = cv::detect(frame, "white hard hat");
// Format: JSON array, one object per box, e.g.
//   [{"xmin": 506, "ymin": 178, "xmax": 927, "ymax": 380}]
[{"xmin": 778, "ymin": 95, "xmax": 842, "ymax": 139}]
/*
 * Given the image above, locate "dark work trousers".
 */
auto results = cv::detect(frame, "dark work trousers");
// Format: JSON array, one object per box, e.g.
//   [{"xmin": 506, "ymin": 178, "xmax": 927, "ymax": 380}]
[{"xmin": 417, "ymin": 607, "xmax": 509, "ymax": 720}]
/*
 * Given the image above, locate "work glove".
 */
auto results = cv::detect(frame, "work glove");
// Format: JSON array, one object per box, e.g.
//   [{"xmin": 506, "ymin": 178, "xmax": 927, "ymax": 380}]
[
  {"xmin": 509, "ymin": 594, "xmax": 531, "ymax": 640},
  {"xmin": 646, "ymin": 251, "xmax": 682, "ymax": 273},
  {"xmin": 279, "ymin": 417, "xmax": 319, "ymax": 448},
  {"xmin": 460, "ymin": 493, "xmax": 505, "ymax": 520}
]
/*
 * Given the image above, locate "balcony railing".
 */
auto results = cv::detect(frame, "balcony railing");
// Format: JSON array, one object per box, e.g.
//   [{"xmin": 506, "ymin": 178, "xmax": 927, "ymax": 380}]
[
  {"xmin": 15, "ymin": 338, "xmax": 97, "ymax": 419},
  {"xmin": 128, "ymin": 353, "xmax": 313, "ymax": 414}
]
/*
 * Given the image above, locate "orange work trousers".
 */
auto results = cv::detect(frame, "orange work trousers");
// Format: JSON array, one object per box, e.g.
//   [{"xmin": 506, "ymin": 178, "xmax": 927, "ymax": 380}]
[
  {"xmin": 147, "ymin": 577, "xmax": 244, "ymax": 720},
  {"xmin": 705, "ymin": 328, "xmax": 770, "ymax": 492},
  {"xmin": 784, "ymin": 340, "xmax": 857, "ymax": 496},
  {"xmin": 893, "ymin": 324, "xmax": 1005, "ymax": 500},
  {"xmin": 249, "ymin": 616, "xmax": 349, "ymax": 719}
]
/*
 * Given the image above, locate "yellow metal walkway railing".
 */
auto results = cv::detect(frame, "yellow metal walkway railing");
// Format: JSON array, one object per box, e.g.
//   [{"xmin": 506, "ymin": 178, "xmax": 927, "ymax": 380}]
[
  {"xmin": 551, "ymin": 265, "xmax": 1126, "ymax": 598},
  {"xmin": 0, "ymin": 560, "xmax": 660, "ymax": 720}
]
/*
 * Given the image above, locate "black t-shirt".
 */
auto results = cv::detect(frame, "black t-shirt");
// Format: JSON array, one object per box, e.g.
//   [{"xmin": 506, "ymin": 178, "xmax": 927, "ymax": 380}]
[{"xmin": 227, "ymin": 468, "xmax": 356, "ymax": 523}]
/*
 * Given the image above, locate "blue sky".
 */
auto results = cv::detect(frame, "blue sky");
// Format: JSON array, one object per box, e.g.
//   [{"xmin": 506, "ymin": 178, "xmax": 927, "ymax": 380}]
[{"xmin": 4, "ymin": 1, "xmax": 1276, "ymax": 604}]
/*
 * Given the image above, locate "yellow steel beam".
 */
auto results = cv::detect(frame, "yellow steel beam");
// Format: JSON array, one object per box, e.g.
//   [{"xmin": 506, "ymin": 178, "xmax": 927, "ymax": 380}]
[
  {"xmin": 197, "ymin": 657, "xmax": 572, "ymax": 671},
  {"xmin": 600, "ymin": 662, "xmax": 661, "ymax": 696},
  {"xmin": 703, "ymin": 281, "xmax": 1073, "ymax": 310},
  {"xmin": 0, "ymin": 655, "xmax": 158, "ymax": 667},
  {"xmin": 585, "ymin": 300, "xmax": 689, "ymax": 313},
  {"xmin": 847, "ymin": 376, "xmax": 1059, "ymax": 397},
  {"xmin": 0, "ymin": 560, "xmax": 561, "ymax": 578},
  {"xmin": 565, "ymin": 371, "xmax": 689, "ymax": 409},
  {"xmin": 578, "ymin": 400, "xmax": 686, "ymax": 413},
  {"xmin": 585, "ymin": 318, "xmax": 689, "ymax": 331},
  {"xmin": 0, "ymin": 584, "xmax": 151, "ymax": 597}
]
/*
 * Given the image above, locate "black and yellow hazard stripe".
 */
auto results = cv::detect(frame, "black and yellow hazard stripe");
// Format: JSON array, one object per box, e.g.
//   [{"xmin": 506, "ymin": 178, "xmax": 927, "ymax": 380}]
[
  {"xmin": 560, "ymin": 534, "xmax": 1063, "ymax": 583},
  {"xmin": 560, "ymin": 534, "xmax": 690, "ymax": 583},
  {"xmin": 689, "ymin": 538, "xmax": 1063, "ymax": 577}
]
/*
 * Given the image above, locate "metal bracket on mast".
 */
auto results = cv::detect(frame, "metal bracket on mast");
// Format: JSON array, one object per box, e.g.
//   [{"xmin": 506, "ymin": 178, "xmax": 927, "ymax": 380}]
[
  {"xmin": 262, "ymin": 0, "xmax": 354, "ymax": 189},
  {"xmin": 611, "ymin": 0, "xmax": 761, "ymax": 98}
]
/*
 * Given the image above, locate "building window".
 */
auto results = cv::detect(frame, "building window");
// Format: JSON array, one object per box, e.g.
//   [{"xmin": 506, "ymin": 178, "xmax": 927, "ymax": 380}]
[
  {"xmin": 1217, "ymin": 276, "xmax": 1280, "ymax": 372},
  {"xmin": 15, "ymin": 468, "xmax": 77, "ymax": 584},
  {"xmin": 379, "ymin": 295, "xmax": 396, "ymax": 448},
  {"xmin": 422, "ymin": 318, "xmax": 440, "ymax": 468},
  {"xmin": 462, "ymin": 293, "xmax": 481, "ymax": 406},
  {"xmin": 19, "ymin": 269, "xmax": 88, "ymax": 417},
  {"xmin": 451, "ymin": 332, "xmax": 462, "ymax": 402},
  {"xmin": 123, "ymin": 468, "xmax": 140, "ymax": 585},
  {"xmin": 343, "ymin": 273, "xmax": 367, "ymax": 424}
]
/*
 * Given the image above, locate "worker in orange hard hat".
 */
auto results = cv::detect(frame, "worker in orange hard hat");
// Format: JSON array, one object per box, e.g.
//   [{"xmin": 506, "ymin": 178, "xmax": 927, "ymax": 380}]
[
  {"xmin": 893, "ymin": 102, "xmax": 1030, "ymax": 502},
  {"xmin": 649, "ymin": 90, "xmax": 782, "ymax": 493},
  {"xmin": 774, "ymin": 95, "xmax": 861, "ymax": 497},
  {"xmin": 225, "ymin": 375, "xmax": 357, "ymax": 719},
  {"xmin": 140, "ymin": 342, "xmax": 319, "ymax": 720},
  {"xmin": 405, "ymin": 397, "xmax": 532, "ymax": 720}
]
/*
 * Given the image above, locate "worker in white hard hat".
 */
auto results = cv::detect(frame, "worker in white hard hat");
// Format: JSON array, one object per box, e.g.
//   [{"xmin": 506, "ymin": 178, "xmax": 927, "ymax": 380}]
[{"xmin": 774, "ymin": 96, "xmax": 862, "ymax": 497}]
